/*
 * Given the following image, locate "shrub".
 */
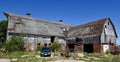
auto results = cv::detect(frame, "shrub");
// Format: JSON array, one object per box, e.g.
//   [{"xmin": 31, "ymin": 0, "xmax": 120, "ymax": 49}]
[
  {"xmin": 50, "ymin": 42, "xmax": 61, "ymax": 52},
  {"xmin": 37, "ymin": 45, "xmax": 44, "ymax": 51},
  {"xmin": 3, "ymin": 36, "xmax": 24, "ymax": 52}
]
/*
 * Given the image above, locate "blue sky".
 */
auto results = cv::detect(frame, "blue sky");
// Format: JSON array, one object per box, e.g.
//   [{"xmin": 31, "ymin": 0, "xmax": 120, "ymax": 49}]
[{"xmin": 0, "ymin": 0, "xmax": 120, "ymax": 45}]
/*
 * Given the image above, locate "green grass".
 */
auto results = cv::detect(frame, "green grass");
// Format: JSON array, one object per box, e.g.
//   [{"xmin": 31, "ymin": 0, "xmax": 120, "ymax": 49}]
[{"xmin": 0, "ymin": 51, "xmax": 25, "ymax": 59}]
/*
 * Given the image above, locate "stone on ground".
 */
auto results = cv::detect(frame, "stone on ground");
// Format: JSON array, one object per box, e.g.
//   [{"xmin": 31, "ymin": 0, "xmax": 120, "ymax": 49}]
[{"xmin": 0, "ymin": 59, "xmax": 10, "ymax": 62}]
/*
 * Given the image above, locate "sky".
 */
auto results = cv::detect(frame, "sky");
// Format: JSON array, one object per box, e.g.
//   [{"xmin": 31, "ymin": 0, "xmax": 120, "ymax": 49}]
[{"xmin": 0, "ymin": 0, "xmax": 120, "ymax": 45}]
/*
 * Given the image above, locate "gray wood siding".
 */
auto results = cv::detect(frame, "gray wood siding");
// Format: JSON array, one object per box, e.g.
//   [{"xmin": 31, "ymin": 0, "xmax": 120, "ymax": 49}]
[{"xmin": 101, "ymin": 20, "xmax": 116, "ymax": 43}]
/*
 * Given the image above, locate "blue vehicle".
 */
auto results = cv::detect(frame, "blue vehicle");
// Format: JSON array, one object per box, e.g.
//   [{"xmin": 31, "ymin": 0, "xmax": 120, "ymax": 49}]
[{"xmin": 40, "ymin": 47, "xmax": 51, "ymax": 57}]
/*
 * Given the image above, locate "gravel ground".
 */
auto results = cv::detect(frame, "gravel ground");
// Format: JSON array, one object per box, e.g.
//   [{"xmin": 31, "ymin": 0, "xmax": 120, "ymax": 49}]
[
  {"xmin": 0, "ymin": 59, "xmax": 10, "ymax": 62},
  {"xmin": 48, "ymin": 59, "xmax": 85, "ymax": 62},
  {"xmin": 0, "ymin": 59, "xmax": 85, "ymax": 62}
]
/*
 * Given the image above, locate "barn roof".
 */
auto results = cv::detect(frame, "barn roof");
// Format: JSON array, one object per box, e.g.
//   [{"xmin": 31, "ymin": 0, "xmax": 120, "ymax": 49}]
[
  {"xmin": 4, "ymin": 12, "xmax": 117, "ymax": 38},
  {"xmin": 4, "ymin": 12, "xmax": 72, "ymax": 37},
  {"xmin": 68, "ymin": 18, "xmax": 117, "ymax": 38}
]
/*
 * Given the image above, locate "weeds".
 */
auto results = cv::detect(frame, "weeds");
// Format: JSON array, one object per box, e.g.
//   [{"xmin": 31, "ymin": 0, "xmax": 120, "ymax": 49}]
[{"xmin": 0, "ymin": 51, "xmax": 120, "ymax": 62}]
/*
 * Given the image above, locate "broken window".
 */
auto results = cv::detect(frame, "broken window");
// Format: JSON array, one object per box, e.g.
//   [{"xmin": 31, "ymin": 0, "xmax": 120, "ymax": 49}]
[
  {"xmin": 105, "ymin": 25, "xmax": 107, "ymax": 28},
  {"xmin": 108, "ymin": 22, "xmax": 109, "ymax": 25},
  {"xmin": 76, "ymin": 38, "xmax": 82, "ymax": 43},
  {"xmin": 38, "ymin": 43, "xmax": 40, "ymax": 45}
]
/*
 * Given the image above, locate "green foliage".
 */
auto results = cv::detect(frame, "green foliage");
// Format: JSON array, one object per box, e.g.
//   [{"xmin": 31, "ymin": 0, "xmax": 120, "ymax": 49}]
[
  {"xmin": 50, "ymin": 42, "xmax": 61, "ymax": 52},
  {"xmin": 0, "ymin": 51, "xmax": 25, "ymax": 59},
  {"xmin": 105, "ymin": 50, "xmax": 111, "ymax": 54},
  {"xmin": 3, "ymin": 36, "xmax": 24, "ymax": 52},
  {"xmin": 0, "ymin": 20, "xmax": 7, "ymax": 44},
  {"xmin": 0, "ymin": 42, "xmax": 3, "ymax": 47},
  {"xmin": 37, "ymin": 45, "xmax": 44, "ymax": 51}
]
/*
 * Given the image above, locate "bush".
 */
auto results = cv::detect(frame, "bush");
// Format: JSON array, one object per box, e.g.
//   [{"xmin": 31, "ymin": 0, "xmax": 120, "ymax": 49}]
[
  {"xmin": 50, "ymin": 42, "xmax": 61, "ymax": 52},
  {"xmin": 37, "ymin": 45, "xmax": 44, "ymax": 51},
  {"xmin": 3, "ymin": 36, "xmax": 24, "ymax": 52}
]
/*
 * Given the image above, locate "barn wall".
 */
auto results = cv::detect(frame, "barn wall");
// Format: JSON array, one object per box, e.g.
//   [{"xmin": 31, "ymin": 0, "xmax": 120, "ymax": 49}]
[
  {"xmin": 74, "ymin": 43, "xmax": 103, "ymax": 53},
  {"xmin": 93, "ymin": 43, "xmax": 102, "ymax": 53},
  {"xmin": 109, "ymin": 43, "xmax": 116, "ymax": 51},
  {"xmin": 24, "ymin": 35, "xmax": 66, "ymax": 47},
  {"xmin": 8, "ymin": 33, "xmax": 66, "ymax": 51},
  {"xmin": 101, "ymin": 20, "xmax": 116, "ymax": 43},
  {"xmin": 74, "ymin": 43, "xmax": 83, "ymax": 53}
]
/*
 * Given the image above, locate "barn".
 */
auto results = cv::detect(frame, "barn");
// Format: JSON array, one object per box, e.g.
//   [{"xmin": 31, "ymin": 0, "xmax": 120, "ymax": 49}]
[
  {"xmin": 4, "ymin": 12, "xmax": 117, "ymax": 53},
  {"xmin": 67, "ymin": 18, "xmax": 118, "ymax": 53},
  {"xmin": 4, "ymin": 12, "xmax": 71, "ymax": 51}
]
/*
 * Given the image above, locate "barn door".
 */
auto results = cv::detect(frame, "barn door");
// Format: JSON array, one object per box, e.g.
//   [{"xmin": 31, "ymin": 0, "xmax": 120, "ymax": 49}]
[
  {"xmin": 29, "ymin": 37, "xmax": 35, "ymax": 51},
  {"xmin": 103, "ymin": 45, "xmax": 109, "ymax": 53}
]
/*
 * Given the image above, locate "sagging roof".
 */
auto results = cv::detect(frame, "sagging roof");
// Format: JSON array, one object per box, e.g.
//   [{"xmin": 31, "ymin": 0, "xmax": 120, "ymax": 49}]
[
  {"xmin": 68, "ymin": 18, "xmax": 118, "ymax": 38},
  {"xmin": 4, "ymin": 12, "xmax": 72, "ymax": 37}
]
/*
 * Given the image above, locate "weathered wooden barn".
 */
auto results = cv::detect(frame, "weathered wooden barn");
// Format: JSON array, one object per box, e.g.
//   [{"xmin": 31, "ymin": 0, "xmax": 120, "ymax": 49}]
[
  {"xmin": 4, "ymin": 12, "xmax": 71, "ymax": 51},
  {"xmin": 4, "ymin": 12, "xmax": 117, "ymax": 53},
  {"xmin": 67, "ymin": 18, "xmax": 118, "ymax": 53}
]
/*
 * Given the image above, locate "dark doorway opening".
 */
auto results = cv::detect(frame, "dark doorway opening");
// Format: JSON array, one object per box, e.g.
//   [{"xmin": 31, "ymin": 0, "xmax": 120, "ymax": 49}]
[
  {"xmin": 38, "ymin": 43, "xmax": 40, "ymax": 45},
  {"xmin": 44, "ymin": 43, "xmax": 47, "ymax": 47},
  {"xmin": 76, "ymin": 38, "xmax": 79, "ymax": 42},
  {"xmin": 84, "ymin": 44, "xmax": 93, "ymax": 53},
  {"xmin": 51, "ymin": 36, "xmax": 55, "ymax": 43},
  {"xmin": 68, "ymin": 44, "xmax": 74, "ymax": 52}
]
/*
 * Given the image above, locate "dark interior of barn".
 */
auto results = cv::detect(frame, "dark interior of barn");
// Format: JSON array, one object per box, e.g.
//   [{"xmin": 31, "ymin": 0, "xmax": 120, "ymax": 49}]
[
  {"xmin": 84, "ymin": 44, "xmax": 93, "ymax": 53},
  {"xmin": 51, "ymin": 36, "xmax": 55, "ymax": 43},
  {"xmin": 68, "ymin": 44, "xmax": 74, "ymax": 52}
]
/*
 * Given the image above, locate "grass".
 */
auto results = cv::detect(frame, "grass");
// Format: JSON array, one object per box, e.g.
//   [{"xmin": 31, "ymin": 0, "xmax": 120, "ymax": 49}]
[
  {"xmin": 0, "ymin": 51, "xmax": 25, "ymax": 59},
  {"xmin": 0, "ymin": 51, "xmax": 55, "ymax": 62},
  {"xmin": 0, "ymin": 51, "xmax": 120, "ymax": 62},
  {"xmin": 0, "ymin": 51, "xmax": 70, "ymax": 62},
  {"xmin": 82, "ymin": 53, "xmax": 120, "ymax": 62}
]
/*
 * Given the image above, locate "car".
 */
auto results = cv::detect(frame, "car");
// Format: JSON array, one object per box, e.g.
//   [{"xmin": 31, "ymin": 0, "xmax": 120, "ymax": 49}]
[{"xmin": 40, "ymin": 47, "xmax": 51, "ymax": 57}]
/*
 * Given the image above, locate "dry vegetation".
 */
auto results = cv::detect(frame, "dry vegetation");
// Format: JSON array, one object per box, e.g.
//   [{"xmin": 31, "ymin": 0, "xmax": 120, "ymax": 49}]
[{"xmin": 0, "ymin": 51, "xmax": 120, "ymax": 62}]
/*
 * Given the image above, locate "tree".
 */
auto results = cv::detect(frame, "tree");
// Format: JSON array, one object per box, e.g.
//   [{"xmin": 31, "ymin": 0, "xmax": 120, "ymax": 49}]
[{"xmin": 0, "ymin": 20, "xmax": 7, "ymax": 44}]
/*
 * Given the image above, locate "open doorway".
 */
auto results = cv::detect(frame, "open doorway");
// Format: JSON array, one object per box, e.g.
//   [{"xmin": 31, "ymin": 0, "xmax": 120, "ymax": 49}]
[
  {"xmin": 51, "ymin": 36, "xmax": 55, "ymax": 43},
  {"xmin": 44, "ymin": 43, "xmax": 47, "ymax": 47},
  {"xmin": 68, "ymin": 44, "xmax": 74, "ymax": 52},
  {"xmin": 84, "ymin": 44, "xmax": 93, "ymax": 53}
]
